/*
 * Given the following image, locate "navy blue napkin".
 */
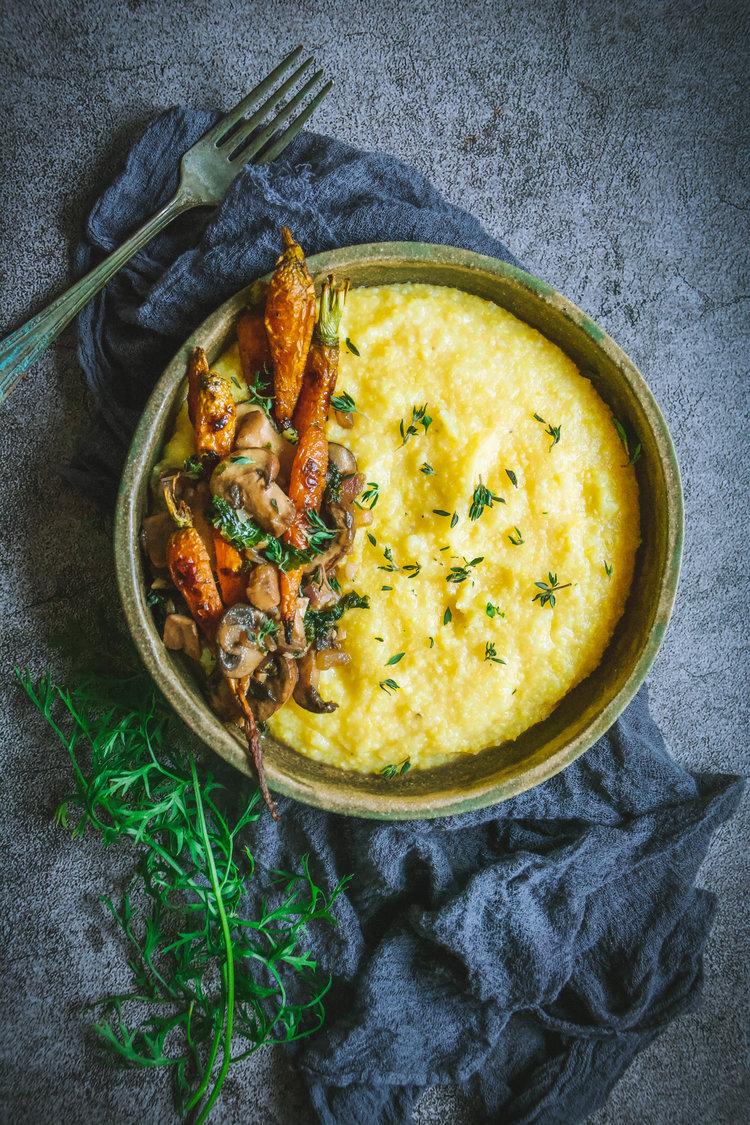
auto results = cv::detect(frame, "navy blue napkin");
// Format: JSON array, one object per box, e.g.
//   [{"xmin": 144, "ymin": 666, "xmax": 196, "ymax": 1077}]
[{"xmin": 72, "ymin": 108, "xmax": 743, "ymax": 1123}]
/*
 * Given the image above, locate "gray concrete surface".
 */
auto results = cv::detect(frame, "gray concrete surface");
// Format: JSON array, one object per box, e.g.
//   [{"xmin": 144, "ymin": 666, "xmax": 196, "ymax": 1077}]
[{"xmin": 1, "ymin": 0, "xmax": 747, "ymax": 1122}]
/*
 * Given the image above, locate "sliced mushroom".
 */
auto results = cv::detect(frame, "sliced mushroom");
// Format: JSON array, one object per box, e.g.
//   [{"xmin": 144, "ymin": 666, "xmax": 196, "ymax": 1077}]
[
  {"xmin": 246, "ymin": 563, "xmax": 280, "ymax": 611},
  {"xmin": 275, "ymin": 597, "xmax": 309, "ymax": 656},
  {"xmin": 327, "ymin": 443, "xmax": 357, "ymax": 476},
  {"xmin": 211, "ymin": 450, "xmax": 295, "ymax": 537},
  {"xmin": 163, "ymin": 614, "xmax": 202, "ymax": 662},
  {"xmin": 246, "ymin": 654, "xmax": 298, "ymax": 721},
  {"xmin": 140, "ymin": 511, "xmax": 174, "ymax": 569},
  {"xmin": 303, "ymin": 501, "xmax": 355, "ymax": 574},
  {"xmin": 293, "ymin": 649, "xmax": 338, "ymax": 714},
  {"xmin": 216, "ymin": 604, "xmax": 277, "ymax": 679},
  {"xmin": 235, "ymin": 405, "xmax": 296, "ymax": 484}
]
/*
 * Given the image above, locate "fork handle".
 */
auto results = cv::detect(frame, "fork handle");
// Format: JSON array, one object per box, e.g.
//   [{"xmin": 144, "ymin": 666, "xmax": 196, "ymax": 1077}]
[{"xmin": 0, "ymin": 189, "xmax": 195, "ymax": 406}]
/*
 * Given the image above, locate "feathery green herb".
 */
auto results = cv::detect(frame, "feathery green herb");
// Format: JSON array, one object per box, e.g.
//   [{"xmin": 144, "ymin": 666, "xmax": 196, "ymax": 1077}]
[
  {"xmin": 247, "ymin": 367, "xmax": 274, "ymax": 415},
  {"xmin": 484, "ymin": 642, "xmax": 506, "ymax": 665},
  {"xmin": 15, "ymin": 662, "xmax": 347, "ymax": 1125},
  {"xmin": 532, "ymin": 572, "xmax": 572, "ymax": 608},
  {"xmin": 399, "ymin": 404, "xmax": 432, "ymax": 445},
  {"xmin": 183, "ymin": 454, "xmax": 205, "ymax": 480},
  {"xmin": 331, "ymin": 390, "xmax": 361, "ymax": 415}
]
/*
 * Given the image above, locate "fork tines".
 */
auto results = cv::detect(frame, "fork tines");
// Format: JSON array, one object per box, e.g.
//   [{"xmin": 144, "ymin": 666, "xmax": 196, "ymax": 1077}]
[{"xmin": 210, "ymin": 46, "xmax": 332, "ymax": 167}]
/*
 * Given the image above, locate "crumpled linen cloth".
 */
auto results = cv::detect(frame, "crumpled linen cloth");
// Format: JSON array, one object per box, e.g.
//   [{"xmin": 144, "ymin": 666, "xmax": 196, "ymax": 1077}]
[{"xmin": 71, "ymin": 107, "xmax": 744, "ymax": 1124}]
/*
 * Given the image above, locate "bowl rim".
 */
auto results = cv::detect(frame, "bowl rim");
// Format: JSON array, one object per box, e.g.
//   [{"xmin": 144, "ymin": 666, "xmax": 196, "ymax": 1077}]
[{"xmin": 114, "ymin": 241, "xmax": 683, "ymax": 819}]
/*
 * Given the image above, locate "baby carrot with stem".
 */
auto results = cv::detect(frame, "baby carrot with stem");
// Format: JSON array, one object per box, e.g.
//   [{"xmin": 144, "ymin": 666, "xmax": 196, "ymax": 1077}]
[
  {"xmin": 164, "ymin": 479, "xmax": 224, "ymax": 641},
  {"xmin": 279, "ymin": 276, "xmax": 348, "ymax": 637},
  {"xmin": 187, "ymin": 346, "xmax": 236, "ymax": 473}
]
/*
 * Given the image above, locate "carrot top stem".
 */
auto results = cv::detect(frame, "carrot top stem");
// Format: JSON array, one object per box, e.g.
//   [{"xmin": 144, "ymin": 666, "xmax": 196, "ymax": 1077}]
[
  {"xmin": 313, "ymin": 275, "xmax": 349, "ymax": 347},
  {"xmin": 163, "ymin": 475, "xmax": 193, "ymax": 529}
]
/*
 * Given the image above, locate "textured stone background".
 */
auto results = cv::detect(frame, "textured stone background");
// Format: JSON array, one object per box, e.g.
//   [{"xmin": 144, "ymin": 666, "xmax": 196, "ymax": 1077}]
[{"xmin": 0, "ymin": 0, "xmax": 747, "ymax": 1122}]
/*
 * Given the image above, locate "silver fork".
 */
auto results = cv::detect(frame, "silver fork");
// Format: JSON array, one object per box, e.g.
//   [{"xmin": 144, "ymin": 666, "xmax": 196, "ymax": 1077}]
[{"xmin": 0, "ymin": 47, "xmax": 331, "ymax": 406}]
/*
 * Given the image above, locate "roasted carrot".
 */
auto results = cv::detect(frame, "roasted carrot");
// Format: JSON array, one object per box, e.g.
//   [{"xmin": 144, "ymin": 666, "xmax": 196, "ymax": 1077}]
[
  {"xmin": 279, "ymin": 277, "xmax": 349, "ymax": 635},
  {"xmin": 213, "ymin": 531, "xmax": 247, "ymax": 607},
  {"xmin": 164, "ymin": 479, "xmax": 223, "ymax": 640},
  {"xmin": 187, "ymin": 345, "xmax": 236, "ymax": 470},
  {"xmin": 265, "ymin": 228, "xmax": 315, "ymax": 431},
  {"xmin": 236, "ymin": 306, "xmax": 272, "ymax": 397},
  {"xmin": 293, "ymin": 276, "xmax": 349, "ymax": 433}
]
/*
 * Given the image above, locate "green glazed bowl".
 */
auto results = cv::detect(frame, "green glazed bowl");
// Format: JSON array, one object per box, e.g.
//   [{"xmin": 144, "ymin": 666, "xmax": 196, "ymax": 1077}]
[{"xmin": 114, "ymin": 243, "xmax": 683, "ymax": 819}]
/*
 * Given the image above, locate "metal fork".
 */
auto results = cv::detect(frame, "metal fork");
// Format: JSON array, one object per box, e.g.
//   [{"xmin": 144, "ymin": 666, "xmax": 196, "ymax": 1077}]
[{"xmin": 0, "ymin": 47, "xmax": 331, "ymax": 406}]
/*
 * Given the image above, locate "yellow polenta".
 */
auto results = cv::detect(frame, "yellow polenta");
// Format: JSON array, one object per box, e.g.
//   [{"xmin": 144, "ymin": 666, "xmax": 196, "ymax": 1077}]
[
  {"xmin": 268, "ymin": 284, "xmax": 640, "ymax": 772},
  {"xmin": 159, "ymin": 284, "xmax": 639, "ymax": 773}
]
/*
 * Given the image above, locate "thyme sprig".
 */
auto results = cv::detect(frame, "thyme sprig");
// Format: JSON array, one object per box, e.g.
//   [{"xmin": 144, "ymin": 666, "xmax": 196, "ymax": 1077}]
[
  {"xmin": 378, "ymin": 678, "xmax": 400, "ymax": 695},
  {"xmin": 247, "ymin": 366, "xmax": 274, "ymax": 415},
  {"xmin": 469, "ymin": 479, "xmax": 505, "ymax": 521},
  {"xmin": 532, "ymin": 572, "xmax": 572, "ymax": 608},
  {"xmin": 533, "ymin": 413, "xmax": 562, "ymax": 449},
  {"xmin": 508, "ymin": 526, "xmax": 524, "ymax": 546},
  {"xmin": 355, "ymin": 481, "xmax": 379, "ymax": 510},
  {"xmin": 399, "ymin": 404, "xmax": 432, "ymax": 445},
  {"xmin": 378, "ymin": 757, "xmax": 411, "ymax": 777},
  {"xmin": 484, "ymin": 642, "xmax": 506, "ymax": 665},
  {"xmin": 16, "ymin": 662, "xmax": 348, "ymax": 1124},
  {"xmin": 613, "ymin": 418, "xmax": 642, "ymax": 465},
  {"xmin": 447, "ymin": 556, "xmax": 484, "ymax": 584}
]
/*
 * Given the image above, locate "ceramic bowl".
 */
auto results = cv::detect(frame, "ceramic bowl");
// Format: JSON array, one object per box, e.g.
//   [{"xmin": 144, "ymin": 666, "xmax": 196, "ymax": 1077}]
[{"xmin": 114, "ymin": 243, "xmax": 682, "ymax": 819}]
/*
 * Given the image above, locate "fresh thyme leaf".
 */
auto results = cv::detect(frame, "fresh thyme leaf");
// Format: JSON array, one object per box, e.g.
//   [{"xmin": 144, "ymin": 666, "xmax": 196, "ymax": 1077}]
[
  {"xmin": 446, "ymin": 556, "xmax": 483, "ymax": 584},
  {"xmin": 532, "ymin": 571, "xmax": 572, "ymax": 608},
  {"xmin": 367, "ymin": 532, "xmax": 377, "ymax": 547},
  {"xmin": 381, "ymin": 585, "xmax": 393, "ymax": 591},
  {"xmin": 433, "ymin": 509, "xmax": 450, "ymax": 518},
  {"xmin": 355, "ymin": 481, "xmax": 379, "ymax": 510},
  {"xmin": 385, "ymin": 652, "xmax": 405, "ymax": 666},
  {"xmin": 16, "ymin": 661, "xmax": 348, "ymax": 1123},
  {"xmin": 469, "ymin": 479, "xmax": 504, "ymax": 521},
  {"xmin": 304, "ymin": 592, "xmax": 370, "ymax": 644},
  {"xmin": 230, "ymin": 455, "xmax": 255, "ymax": 465},
  {"xmin": 604, "ymin": 561, "xmax": 613, "ymax": 577},
  {"xmin": 402, "ymin": 563, "xmax": 422, "ymax": 577},
  {"xmin": 331, "ymin": 390, "xmax": 358, "ymax": 414},
  {"xmin": 398, "ymin": 404, "xmax": 432, "ymax": 445},
  {"xmin": 344, "ymin": 337, "xmax": 360, "ymax": 356},
  {"xmin": 231, "ymin": 375, "xmax": 241, "ymax": 389},
  {"xmin": 443, "ymin": 607, "xmax": 452, "ymax": 625},
  {"xmin": 613, "ymin": 418, "xmax": 642, "ymax": 465},
  {"xmin": 420, "ymin": 462, "xmax": 435, "ymax": 475},
  {"xmin": 450, "ymin": 512, "xmax": 459, "ymax": 529},
  {"xmin": 247, "ymin": 366, "xmax": 274, "ymax": 415},
  {"xmin": 378, "ymin": 546, "xmax": 400, "ymax": 573},
  {"xmin": 183, "ymin": 454, "xmax": 204, "ymax": 480},
  {"xmin": 508, "ymin": 526, "xmax": 524, "ymax": 546},
  {"xmin": 305, "ymin": 510, "xmax": 338, "ymax": 553},
  {"xmin": 428, "ymin": 636, "xmax": 435, "ymax": 648},
  {"xmin": 485, "ymin": 603, "xmax": 504, "ymax": 618},
  {"xmin": 484, "ymin": 641, "xmax": 506, "ymax": 665},
  {"xmin": 533, "ymin": 413, "xmax": 561, "ymax": 449},
  {"xmin": 378, "ymin": 679, "xmax": 400, "ymax": 695},
  {"xmin": 378, "ymin": 756, "xmax": 410, "ymax": 776},
  {"xmin": 374, "ymin": 636, "xmax": 384, "ymax": 642},
  {"xmin": 505, "ymin": 469, "xmax": 518, "ymax": 488}
]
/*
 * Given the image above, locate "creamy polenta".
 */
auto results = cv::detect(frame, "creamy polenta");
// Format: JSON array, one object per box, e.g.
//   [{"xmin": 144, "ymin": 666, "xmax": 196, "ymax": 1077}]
[{"xmin": 158, "ymin": 284, "xmax": 640, "ymax": 774}]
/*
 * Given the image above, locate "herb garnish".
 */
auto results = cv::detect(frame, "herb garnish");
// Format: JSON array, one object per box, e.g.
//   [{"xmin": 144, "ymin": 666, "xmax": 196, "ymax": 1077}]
[
  {"xmin": 469, "ymin": 479, "xmax": 505, "ymax": 521},
  {"xmin": 331, "ymin": 390, "xmax": 363, "ymax": 415},
  {"xmin": 533, "ymin": 413, "xmax": 562, "ymax": 449},
  {"xmin": 443, "ymin": 607, "xmax": 452, "ymax": 625},
  {"xmin": 433, "ymin": 509, "xmax": 450, "ymax": 517},
  {"xmin": 16, "ymin": 662, "xmax": 347, "ymax": 1124},
  {"xmin": 356, "ymin": 481, "xmax": 380, "ymax": 510},
  {"xmin": 532, "ymin": 572, "xmax": 572, "ymax": 608},
  {"xmin": 247, "ymin": 367, "xmax": 274, "ymax": 415},
  {"xmin": 428, "ymin": 636, "xmax": 435, "ymax": 648},
  {"xmin": 378, "ymin": 679, "xmax": 400, "ymax": 695},
  {"xmin": 385, "ymin": 653, "xmax": 405, "ymax": 666},
  {"xmin": 447, "ymin": 556, "xmax": 484, "ymax": 584},
  {"xmin": 399, "ymin": 404, "xmax": 432, "ymax": 445},
  {"xmin": 304, "ymin": 592, "xmax": 370, "ymax": 644},
  {"xmin": 485, "ymin": 603, "xmax": 505, "ymax": 618},
  {"xmin": 381, "ymin": 585, "xmax": 393, "ymax": 592},
  {"xmin": 505, "ymin": 469, "xmax": 518, "ymax": 488},
  {"xmin": 211, "ymin": 496, "xmax": 270, "ymax": 552},
  {"xmin": 344, "ymin": 337, "xmax": 360, "ymax": 356},
  {"xmin": 508, "ymin": 526, "xmax": 524, "ymax": 546},
  {"xmin": 484, "ymin": 642, "xmax": 506, "ymax": 665},
  {"xmin": 305, "ymin": 510, "xmax": 337, "ymax": 553},
  {"xmin": 613, "ymin": 418, "xmax": 642, "ymax": 465},
  {"xmin": 367, "ymin": 532, "xmax": 377, "ymax": 547},
  {"xmin": 378, "ymin": 546, "xmax": 401, "ymax": 573},
  {"xmin": 183, "ymin": 454, "xmax": 204, "ymax": 480},
  {"xmin": 378, "ymin": 756, "xmax": 411, "ymax": 776},
  {"xmin": 420, "ymin": 462, "xmax": 435, "ymax": 475},
  {"xmin": 604, "ymin": 561, "xmax": 613, "ymax": 577}
]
